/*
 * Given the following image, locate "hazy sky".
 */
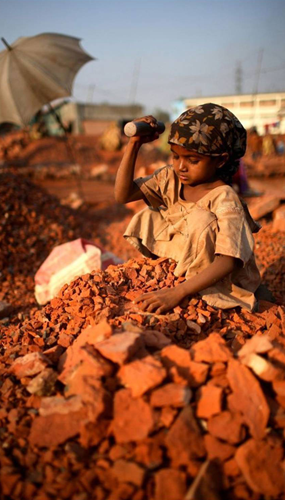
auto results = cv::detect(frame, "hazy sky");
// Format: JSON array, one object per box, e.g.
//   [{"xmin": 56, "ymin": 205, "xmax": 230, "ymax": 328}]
[{"xmin": 1, "ymin": 0, "xmax": 285, "ymax": 113}]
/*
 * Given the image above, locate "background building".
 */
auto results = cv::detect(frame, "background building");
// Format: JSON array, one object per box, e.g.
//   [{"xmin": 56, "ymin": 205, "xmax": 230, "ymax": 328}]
[
  {"xmin": 171, "ymin": 92, "xmax": 285, "ymax": 135},
  {"xmin": 39, "ymin": 101, "xmax": 144, "ymax": 136}
]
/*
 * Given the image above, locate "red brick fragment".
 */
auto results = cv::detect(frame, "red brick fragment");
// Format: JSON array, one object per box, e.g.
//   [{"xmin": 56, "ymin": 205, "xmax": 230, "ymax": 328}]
[
  {"xmin": 240, "ymin": 353, "xmax": 281, "ymax": 382},
  {"xmin": 191, "ymin": 333, "xmax": 231, "ymax": 363},
  {"xmin": 161, "ymin": 345, "xmax": 208, "ymax": 386},
  {"xmin": 29, "ymin": 396, "xmax": 87, "ymax": 447},
  {"xmin": 207, "ymin": 411, "xmax": 246, "ymax": 444},
  {"xmin": 165, "ymin": 406, "xmax": 206, "ymax": 465},
  {"xmin": 154, "ymin": 469, "xmax": 186, "ymax": 500},
  {"xmin": 133, "ymin": 438, "xmax": 163, "ymax": 469},
  {"xmin": 159, "ymin": 406, "xmax": 178, "ymax": 428},
  {"xmin": 204, "ymin": 434, "xmax": 235, "ymax": 462},
  {"xmin": 117, "ymin": 356, "xmax": 166, "ymax": 397},
  {"xmin": 10, "ymin": 352, "xmax": 50, "ymax": 378},
  {"xmin": 237, "ymin": 334, "xmax": 273, "ymax": 358},
  {"xmin": 273, "ymin": 204, "xmax": 285, "ymax": 231},
  {"xmin": 196, "ymin": 384, "xmax": 223, "ymax": 419},
  {"xmin": 0, "ymin": 469, "xmax": 21, "ymax": 497},
  {"xmin": 107, "ymin": 483, "xmax": 135, "ymax": 500},
  {"xmin": 140, "ymin": 329, "xmax": 171, "ymax": 349},
  {"xmin": 150, "ymin": 383, "xmax": 191, "ymax": 407},
  {"xmin": 223, "ymin": 457, "xmax": 240, "ymax": 478},
  {"xmin": 111, "ymin": 459, "xmax": 145, "ymax": 487},
  {"xmin": 111, "ymin": 389, "xmax": 154, "ymax": 443},
  {"xmin": 273, "ymin": 379, "xmax": 285, "ymax": 398},
  {"xmin": 26, "ymin": 368, "xmax": 57, "ymax": 396},
  {"xmin": 43, "ymin": 344, "xmax": 64, "ymax": 364},
  {"xmin": 227, "ymin": 358, "xmax": 269, "ymax": 439},
  {"xmin": 95, "ymin": 332, "xmax": 143, "ymax": 365},
  {"xmin": 249, "ymin": 195, "xmax": 280, "ymax": 220},
  {"xmin": 235, "ymin": 438, "xmax": 285, "ymax": 496}
]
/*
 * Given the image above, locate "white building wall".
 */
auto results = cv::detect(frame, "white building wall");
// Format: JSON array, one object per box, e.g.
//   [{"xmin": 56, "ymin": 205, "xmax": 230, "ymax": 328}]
[{"xmin": 176, "ymin": 92, "xmax": 285, "ymax": 135}]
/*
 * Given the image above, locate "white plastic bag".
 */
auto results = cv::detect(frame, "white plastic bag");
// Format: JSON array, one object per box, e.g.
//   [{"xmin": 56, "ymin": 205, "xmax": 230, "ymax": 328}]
[{"xmin": 35, "ymin": 238, "xmax": 122, "ymax": 305}]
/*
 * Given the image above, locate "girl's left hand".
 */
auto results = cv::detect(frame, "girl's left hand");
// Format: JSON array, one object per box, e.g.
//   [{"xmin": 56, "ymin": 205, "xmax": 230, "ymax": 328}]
[{"xmin": 134, "ymin": 288, "xmax": 184, "ymax": 314}]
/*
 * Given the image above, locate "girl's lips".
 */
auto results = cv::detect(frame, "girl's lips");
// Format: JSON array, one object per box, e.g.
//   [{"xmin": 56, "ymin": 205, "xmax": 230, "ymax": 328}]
[{"xmin": 179, "ymin": 175, "xmax": 188, "ymax": 180}]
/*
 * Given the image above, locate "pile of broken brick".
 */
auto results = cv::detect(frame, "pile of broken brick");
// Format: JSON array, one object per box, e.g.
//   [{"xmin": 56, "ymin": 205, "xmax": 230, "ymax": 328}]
[
  {"xmin": 0, "ymin": 172, "xmax": 135, "ymax": 312},
  {"xmin": 1, "ymin": 257, "xmax": 285, "ymax": 500}
]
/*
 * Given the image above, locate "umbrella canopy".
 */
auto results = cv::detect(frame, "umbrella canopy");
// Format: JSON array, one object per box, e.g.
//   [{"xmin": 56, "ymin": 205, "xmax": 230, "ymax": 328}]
[{"xmin": 0, "ymin": 32, "xmax": 94, "ymax": 126}]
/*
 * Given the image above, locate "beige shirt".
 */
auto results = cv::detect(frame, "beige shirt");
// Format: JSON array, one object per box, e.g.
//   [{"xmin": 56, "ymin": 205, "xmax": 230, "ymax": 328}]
[{"xmin": 124, "ymin": 165, "xmax": 261, "ymax": 310}]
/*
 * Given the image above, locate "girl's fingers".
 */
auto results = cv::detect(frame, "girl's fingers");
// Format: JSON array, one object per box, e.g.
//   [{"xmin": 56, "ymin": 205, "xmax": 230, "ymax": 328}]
[
  {"xmin": 134, "ymin": 293, "xmax": 155, "ymax": 303},
  {"xmin": 146, "ymin": 301, "xmax": 160, "ymax": 312},
  {"xmin": 156, "ymin": 306, "xmax": 166, "ymax": 314}
]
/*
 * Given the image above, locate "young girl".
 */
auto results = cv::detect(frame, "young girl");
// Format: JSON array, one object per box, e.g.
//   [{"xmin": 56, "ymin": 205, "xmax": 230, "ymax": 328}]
[{"xmin": 115, "ymin": 103, "xmax": 261, "ymax": 313}]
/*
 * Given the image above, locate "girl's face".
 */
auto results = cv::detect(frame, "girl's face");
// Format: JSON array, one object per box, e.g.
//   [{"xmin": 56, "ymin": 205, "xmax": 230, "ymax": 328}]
[{"xmin": 171, "ymin": 144, "xmax": 225, "ymax": 187}]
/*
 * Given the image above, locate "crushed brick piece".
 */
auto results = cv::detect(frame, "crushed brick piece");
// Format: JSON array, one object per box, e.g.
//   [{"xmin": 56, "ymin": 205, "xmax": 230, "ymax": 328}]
[
  {"xmin": 165, "ymin": 406, "xmax": 206, "ymax": 465},
  {"xmin": 9, "ymin": 352, "xmax": 50, "ymax": 378},
  {"xmin": 207, "ymin": 411, "xmax": 245, "ymax": 445},
  {"xmin": 117, "ymin": 356, "xmax": 166, "ymax": 397},
  {"xmin": 159, "ymin": 406, "xmax": 178, "ymax": 427},
  {"xmin": 29, "ymin": 396, "xmax": 87, "ymax": 447},
  {"xmin": 140, "ymin": 329, "xmax": 171, "ymax": 349},
  {"xmin": 222, "ymin": 457, "xmax": 240, "ymax": 478},
  {"xmin": 240, "ymin": 352, "xmax": 281, "ymax": 381},
  {"xmin": 133, "ymin": 438, "xmax": 163, "ymax": 469},
  {"xmin": 196, "ymin": 384, "xmax": 223, "ymax": 419},
  {"xmin": 227, "ymin": 359, "xmax": 270, "ymax": 439},
  {"xmin": 204, "ymin": 434, "xmax": 235, "ymax": 462},
  {"xmin": 191, "ymin": 333, "xmax": 231, "ymax": 363},
  {"xmin": 249, "ymin": 195, "xmax": 280, "ymax": 220},
  {"xmin": 237, "ymin": 334, "xmax": 273, "ymax": 358},
  {"xmin": 150, "ymin": 383, "xmax": 192, "ymax": 407},
  {"xmin": 94, "ymin": 332, "xmax": 143, "ymax": 365},
  {"xmin": 235, "ymin": 438, "xmax": 285, "ymax": 496},
  {"xmin": 111, "ymin": 389, "xmax": 154, "ymax": 443},
  {"xmin": 154, "ymin": 469, "xmax": 186, "ymax": 500},
  {"xmin": 273, "ymin": 204, "xmax": 285, "ymax": 231},
  {"xmin": 26, "ymin": 368, "xmax": 57, "ymax": 396},
  {"xmin": 273, "ymin": 379, "xmax": 285, "ymax": 398},
  {"xmin": 111, "ymin": 459, "xmax": 145, "ymax": 487},
  {"xmin": 161, "ymin": 345, "xmax": 208, "ymax": 386}
]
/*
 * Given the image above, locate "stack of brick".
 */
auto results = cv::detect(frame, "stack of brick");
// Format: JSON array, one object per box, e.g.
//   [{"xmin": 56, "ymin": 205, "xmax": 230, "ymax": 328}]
[{"xmin": 1, "ymin": 257, "xmax": 285, "ymax": 500}]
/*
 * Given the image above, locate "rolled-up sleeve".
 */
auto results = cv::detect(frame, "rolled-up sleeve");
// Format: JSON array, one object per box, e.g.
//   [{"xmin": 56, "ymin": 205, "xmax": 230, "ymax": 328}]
[
  {"xmin": 134, "ymin": 167, "xmax": 167, "ymax": 208},
  {"xmin": 215, "ymin": 204, "xmax": 255, "ymax": 265}
]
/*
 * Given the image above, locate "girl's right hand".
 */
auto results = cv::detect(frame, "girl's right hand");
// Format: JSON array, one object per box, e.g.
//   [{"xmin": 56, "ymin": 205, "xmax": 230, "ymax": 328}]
[{"xmin": 130, "ymin": 115, "xmax": 160, "ymax": 145}]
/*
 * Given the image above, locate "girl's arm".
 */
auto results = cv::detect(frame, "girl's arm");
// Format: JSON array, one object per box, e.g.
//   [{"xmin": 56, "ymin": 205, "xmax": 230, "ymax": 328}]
[
  {"xmin": 134, "ymin": 255, "xmax": 239, "ymax": 314},
  {"xmin": 114, "ymin": 138, "xmax": 144, "ymax": 204},
  {"xmin": 114, "ymin": 116, "xmax": 159, "ymax": 204}
]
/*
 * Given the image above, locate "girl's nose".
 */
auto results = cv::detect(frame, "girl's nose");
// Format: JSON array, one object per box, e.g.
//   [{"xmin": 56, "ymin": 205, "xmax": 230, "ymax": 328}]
[{"xmin": 179, "ymin": 160, "xmax": 187, "ymax": 171}]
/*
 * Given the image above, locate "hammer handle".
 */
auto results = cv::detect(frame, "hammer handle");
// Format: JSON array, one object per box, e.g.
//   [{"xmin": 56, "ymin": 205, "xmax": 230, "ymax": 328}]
[{"xmin": 124, "ymin": 121, "xmax": 165, "ymax": 137}]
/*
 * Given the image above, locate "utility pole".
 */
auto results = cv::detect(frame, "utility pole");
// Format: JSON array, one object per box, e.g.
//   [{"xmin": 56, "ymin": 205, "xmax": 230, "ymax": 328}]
[
  {"xmin": 253, "ymin": 49, "xmax": 264, "ymax": 95},
  {"xmin": 252, "ymin": 49, "xmax": 264, "ymax": 126},
  {"xmin": 129, "ymin": 58, "xmax": 141, "ymax": 104},
  {"xmin": 87, "ymin": 84, "xmax": 96, "ymax": 103},
  {"xmin": 235, "ymin": 61, "xmax": 243, "ymax": 94}
]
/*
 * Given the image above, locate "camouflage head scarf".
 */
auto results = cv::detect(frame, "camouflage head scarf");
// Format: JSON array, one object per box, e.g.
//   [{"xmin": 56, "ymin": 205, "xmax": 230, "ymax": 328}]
[{"xmin": 168, "ymin": 103, "xmax": 246, "ymax": 160}]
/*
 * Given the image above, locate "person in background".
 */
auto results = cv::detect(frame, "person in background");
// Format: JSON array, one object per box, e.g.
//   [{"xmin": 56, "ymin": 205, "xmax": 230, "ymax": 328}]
[{"xmin": 247, "ymin": 126, "xmax": 262, "ymax": 161}]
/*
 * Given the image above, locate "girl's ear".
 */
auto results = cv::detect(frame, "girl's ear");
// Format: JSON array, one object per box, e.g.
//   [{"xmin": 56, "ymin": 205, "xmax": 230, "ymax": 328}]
[{"xmin": 216, "ymin": 152, "xmax": 229, "ymax": 169}]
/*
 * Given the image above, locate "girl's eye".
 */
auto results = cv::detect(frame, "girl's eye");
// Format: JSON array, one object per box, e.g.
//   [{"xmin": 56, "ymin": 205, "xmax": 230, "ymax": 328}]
[
  {"xmin": 185, "ymin": 158, "xmax": 199, "ymax": 165},
  {"xmin": 172, "ymin": 154, "xmax": 179, "ymax": 160}
]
